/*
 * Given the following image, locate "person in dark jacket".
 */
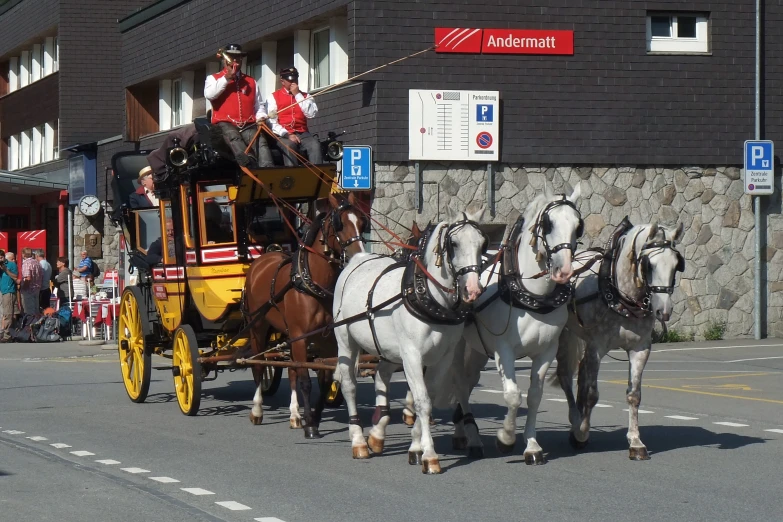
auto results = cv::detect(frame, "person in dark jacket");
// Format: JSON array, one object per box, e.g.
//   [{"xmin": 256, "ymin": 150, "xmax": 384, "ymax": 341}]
[{"xmin": 129, "ymin": 166, "xmax": 158, "ymax": 209}]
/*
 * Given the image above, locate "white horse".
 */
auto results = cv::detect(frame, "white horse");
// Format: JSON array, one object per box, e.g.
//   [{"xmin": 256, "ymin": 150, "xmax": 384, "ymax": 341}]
[
  {"xmin": 432, "ymin": 183, "xmax": 584, "ymax": 463},
  {"xmin": 552, "ymin": 219, "xmax": 685, "ymax": 460},
  {"xmin": 333, "ymin": 206, "xmax": 487, "ymax": 474}
]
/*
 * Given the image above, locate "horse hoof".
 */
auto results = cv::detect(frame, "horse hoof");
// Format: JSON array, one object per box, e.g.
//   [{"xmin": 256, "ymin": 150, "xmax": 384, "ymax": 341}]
[
  {"xmin": 352, "ymin": 445, "xmax": 370, "ymax": 459},
  {"xmin": 403, "ymin": 413, "xmax": 416, "ymax": 426},
  {"xmin": 452, "ymin": 436, "xmax": 468, "ymax": 450},
  {"xmin": 467, "ymin": 446, "xmax": 485, "ymax": 459},
  {"xmin": 290, "ymin": 418, "xmax": 302, "ymax": 429},
  {"xmin": 303, "ymin": 426, "xmax": 322, "ymax": 439},
  {"xmin": 249, "ymin": 413, "xmax": 263, "ymax": 425},
  {"xmin": 408, "ymin": 451, "xmax": 423, "ymax": 465},
  {"xmin": 368, "ymin": 435, "xmax": 384, "ymax": 454},
  {"xmin": 569, "ymin": 431, "xmax": 589, "ymax": 450},
  {"xmin": 629, "ymin": 447, "xmax": 651, "ymax": 461},
  {"xmin": 496, "ymin": 439, "xmax": 515, "ymax": 454},
  {"xmin": 524, "ymin": 451, "xmax": 546, "ymax": 465},
  {"xmin": 421, "ymin": 458, "xmax": 441, "ymax": 475}
]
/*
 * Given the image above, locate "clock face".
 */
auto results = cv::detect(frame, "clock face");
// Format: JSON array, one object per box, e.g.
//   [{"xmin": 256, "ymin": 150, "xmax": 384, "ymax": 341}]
[{"xmin": 79, "ymin": 195, "xmax": 101, "ymax": 217}]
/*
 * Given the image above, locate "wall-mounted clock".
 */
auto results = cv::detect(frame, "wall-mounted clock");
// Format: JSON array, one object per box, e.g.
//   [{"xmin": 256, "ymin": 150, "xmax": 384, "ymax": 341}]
[{"xmin": 78, "ymin": 195, "xmax": 101, "ymax": 217}]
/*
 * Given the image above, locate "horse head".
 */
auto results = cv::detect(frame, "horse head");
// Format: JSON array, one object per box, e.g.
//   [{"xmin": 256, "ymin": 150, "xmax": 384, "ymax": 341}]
[
  {"xmin": 633, "ymin": 220, "xmax": 685, "ymax": 322},
  {"xmin": 525, "ymin": 181, "xmax": 584, "ymax": 284},
  {"xmin": 325, "ymin": 192, "xmax": 369, "ymax": 261},
  {"xmin": 443, "ymin": 206, "xmax": 488, "ymax": 303}
]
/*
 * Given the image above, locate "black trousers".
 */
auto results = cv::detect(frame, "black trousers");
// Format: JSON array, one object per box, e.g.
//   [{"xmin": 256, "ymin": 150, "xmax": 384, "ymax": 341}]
[
  {"xmin": 277, "ymin": 132, "xmax": 323, "ymax": 166},
  {"xmin": 39, "ymin": 288, "xmax": 51, "ymax": 310},
  {"xmin": 217, "ymin": 122, "xmax": 273, "ymax": 167}
]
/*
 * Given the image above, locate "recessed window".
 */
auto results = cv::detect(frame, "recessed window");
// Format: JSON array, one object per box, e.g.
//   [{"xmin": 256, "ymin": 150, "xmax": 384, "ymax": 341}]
[
  {"xmin": 310, "ymin": 27, "xmax": 330, "ymax": 90},
  {"xmin": 647, "ymin": 13, "xmax": 709, "ymax": 53},
  {"xmin": 171, "ymin": 78, "xmax": 182, "ymax": 127}
]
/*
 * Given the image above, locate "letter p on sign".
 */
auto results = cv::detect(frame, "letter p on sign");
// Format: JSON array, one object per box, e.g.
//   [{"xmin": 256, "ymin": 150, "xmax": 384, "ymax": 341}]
[
  {"xmin": 752, "ymin": 146, "xmax": 769, "ymax": 168},
  {"xmin": 351, "ymin": 149, "xmax": 362, "ymax": 164}
]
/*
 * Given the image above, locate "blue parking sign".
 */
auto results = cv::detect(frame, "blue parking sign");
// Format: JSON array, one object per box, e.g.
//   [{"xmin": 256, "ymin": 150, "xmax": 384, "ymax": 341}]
[
  {"xmin": 476, "ymin": 104, "xmax": 493, "ymax": 122},
  {"xmin": 744, "ymin": 140, "xmax": 775, "ymax": 195},
  {"xmin": 340, "ymin": 146, "xmax": 373, "ymax": 190}
]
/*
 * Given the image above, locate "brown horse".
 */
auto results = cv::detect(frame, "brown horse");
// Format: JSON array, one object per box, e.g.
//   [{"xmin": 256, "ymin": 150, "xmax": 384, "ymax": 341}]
[{"xmin": 244, "ymin": 193, "xmax": 368, "ymax": 438}]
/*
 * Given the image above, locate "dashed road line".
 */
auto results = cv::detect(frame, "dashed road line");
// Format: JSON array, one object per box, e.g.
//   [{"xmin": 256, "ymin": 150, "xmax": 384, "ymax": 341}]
[
  {"xmin": 95, "ymin": 459, "xmax": 121, "ymax": 465},
  {"xmin": 50, "ymin": 443, "xmax": 71, "ymax": 449},
  {"xmin": 478, "ymin": 389, "xmax": 503, "ymax": 394},
  {"xmin": 547, "ymin": 398, "xmax": 568, "ymax": 402},
  {"xmin": 713, "ymin": 421, "xmax": 749, "ymax": 427},
  {"xmin": 27, "ymin": 436, "xmax": 48, "ymax": 441},
  {"xmin": 3, "ymin": 430, "xmax": 25, "ymax": 434},
  {"xmin": 764, "ymin": 429, "xmax": 783, "ymax": 434},
  {"xmin": 121, "ymin": 467, "xmax": 150, "ymax": 474},
  {"xmin": 149, "ymin": 476, "xmax": 180, "ymax": 484},
  {"xmin": 255, "ymin": 518, "xmax": 287, "ymax": 522},
  {"xmin": 70, "ymin": 450, "xmax": 96, "ymax": 457},
  {"xmin": 666, "ymin": 415, "xmax": 699, "ymax": 420},
  {"xmin": 215, "ymin": 501, "xmax": 252, "ymax": 511},
  {"xmin": 623, "ymin": 409, "xmax": 655, "ymax": 414},
  {"xmin": 181, "ymin": 488, "xmax": 215, "ymax": 496},
  {"xmin": 594, "ymin": 404, "xmax": 613, "ymax": 408}
]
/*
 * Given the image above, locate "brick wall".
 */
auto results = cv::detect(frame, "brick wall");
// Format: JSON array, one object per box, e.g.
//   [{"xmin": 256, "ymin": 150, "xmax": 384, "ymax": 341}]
[
  {"xmin": 0, "ymin": 73, "xmax": 58, "ymax": 136},
  {"xmin": 0, "ymin": 0, "xmax": 58, "ymax": 57}
]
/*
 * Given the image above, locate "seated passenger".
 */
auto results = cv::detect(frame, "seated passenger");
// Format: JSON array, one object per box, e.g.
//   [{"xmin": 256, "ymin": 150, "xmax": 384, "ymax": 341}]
[
  {"xmin": 129, "ymin": 166, "xmax": 158, "ymax": 209},
  {"xmin": 145, "ymin": 218, "xmax": 176, "ymax": 265},
  {"xmin": 204, "ymin": 199, "xmax": 234, "ymax": 244}
]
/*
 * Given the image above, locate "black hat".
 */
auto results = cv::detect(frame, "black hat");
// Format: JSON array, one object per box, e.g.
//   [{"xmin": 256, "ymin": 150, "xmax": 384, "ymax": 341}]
[
  {"xmin": 224, "ymin": 43, "xmax": 246, "ymax": 55},
  {"xmin": 280, "ymin": 67, "xmax": 299, "ymax": 81}
]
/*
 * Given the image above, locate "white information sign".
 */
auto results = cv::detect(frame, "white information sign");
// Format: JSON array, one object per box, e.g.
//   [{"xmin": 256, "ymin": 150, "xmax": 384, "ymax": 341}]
[{"xmin": 408, "ymin": 89, "xmax": 500, "ymax": 161}]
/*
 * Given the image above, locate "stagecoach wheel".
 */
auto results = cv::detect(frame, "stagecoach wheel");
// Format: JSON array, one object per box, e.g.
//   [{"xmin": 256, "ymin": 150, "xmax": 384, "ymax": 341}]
[
  {"xmin": 318, "ymin": 370, "xmax": 344, "ymax": 408},
  {"xmin": 172, "ymin": 325, "xmax": 202, "ymax": 416},
  {"xmin": 253, "ymin": 365, "xmax": 283, "ymax": 397},
  {"xmin": 118, "ymin": 287, "xmax": 151, "ymax": 403}
]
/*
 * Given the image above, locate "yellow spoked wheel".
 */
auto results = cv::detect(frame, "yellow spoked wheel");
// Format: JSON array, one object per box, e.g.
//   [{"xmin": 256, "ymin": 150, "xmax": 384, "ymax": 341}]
[
  {"xmin": 118, "ymin": 287, "xmax": 151, "ymax": 403},
  {"xmin": 172, "ymin": 325, "xmax": 201, "ymax": 416}
]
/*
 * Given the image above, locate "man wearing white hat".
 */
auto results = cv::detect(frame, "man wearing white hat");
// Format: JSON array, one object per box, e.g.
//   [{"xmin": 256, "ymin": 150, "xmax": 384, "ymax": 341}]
[
  {"xmin": 129, "ymin": 166, "xmax": 158, "ymax": 209},
  {"xmin": 204, "ymin": 43, "xmax": 273, "ymax": 168}
]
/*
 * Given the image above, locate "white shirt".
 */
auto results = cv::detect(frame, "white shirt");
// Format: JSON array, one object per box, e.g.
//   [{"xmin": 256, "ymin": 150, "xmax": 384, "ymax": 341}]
[
  {"xmin": 266, "ymin": 90, "xmax": 318, "ymax": 137},
  {"xmin": 204, "ymin": 73, "xmax": 268, "ymax": 121},
  {"xmin": 145, "ymin": 188, "xmax": 159, "ymax": 207}
]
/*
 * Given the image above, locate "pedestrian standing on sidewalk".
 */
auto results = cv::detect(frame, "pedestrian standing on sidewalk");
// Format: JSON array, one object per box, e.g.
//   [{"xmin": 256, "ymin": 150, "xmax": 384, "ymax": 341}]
[
  {"xmin": 0, "ymin": 250, "xmax": 19, "ymax": 341},
  {"xmin": 36, "ymin": 249, "xmax": 52, "ymax": 310},
  {"xmin": 20, "ymin": 247, "xmax": 42, "ymax": 315}
]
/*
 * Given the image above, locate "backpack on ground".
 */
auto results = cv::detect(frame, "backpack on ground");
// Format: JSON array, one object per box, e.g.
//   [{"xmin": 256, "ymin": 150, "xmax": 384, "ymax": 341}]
[
  {"xmin": 9, "ymin": 313, "xmax": 42, "ymax": 342},
  {"xmin": 35, "ymin": 315, "xmax": 61, "ymax": 342}
]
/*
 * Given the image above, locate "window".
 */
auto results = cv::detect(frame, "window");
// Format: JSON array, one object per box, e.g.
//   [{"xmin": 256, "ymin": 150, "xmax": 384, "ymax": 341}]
[
  {"xmin": 199, "ymin": 183, "xmax": 236, "ymax": 245},
  {"xmin": 6, "ymin": 37, "xmax": 59, "ymax": 93},
  {"xmin": 8, "ymin": 134, "xmax": 19, "ymax": 170},
  {"xmin": 647, "ymin": 13, "xmax": 709, "ymax": 53},
  {"xmin": 171, "ymin": 78, "xmax": 182, "ymax": 127},
  {"xmin": 33, "ymin": 124, "xmax": 44, "ymax": 165},
  {"xmin": 310, "ymin": 27, "xmax": 330, "ymax": 90}
]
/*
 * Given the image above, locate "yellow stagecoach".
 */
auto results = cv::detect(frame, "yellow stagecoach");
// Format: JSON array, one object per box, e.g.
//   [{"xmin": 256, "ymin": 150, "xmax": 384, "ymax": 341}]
[{"xmin": 110, "ymin": 121, "xmax": 343, "ymax": 415}]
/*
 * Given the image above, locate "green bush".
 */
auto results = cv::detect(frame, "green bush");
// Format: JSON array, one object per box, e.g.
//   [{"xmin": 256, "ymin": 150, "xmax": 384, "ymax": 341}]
[
  {"xmin": 653, "ymin": 328, "xmax": 695, "ymax": 343},
  {"xmin": 703, "ymin": 321, "xmax": 727, "ymax": 341}
]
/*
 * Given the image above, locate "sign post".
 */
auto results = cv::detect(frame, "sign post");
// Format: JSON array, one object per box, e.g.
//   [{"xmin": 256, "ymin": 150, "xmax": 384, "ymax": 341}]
[{"xmin": 340, "ymin": 146, "xmax": 373, "ymax": 190}]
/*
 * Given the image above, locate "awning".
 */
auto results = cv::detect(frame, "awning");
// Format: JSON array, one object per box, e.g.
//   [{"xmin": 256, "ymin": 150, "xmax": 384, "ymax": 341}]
[{"xmin": 0, "ymin": 169, "xmax": 69, "ymax": 195}]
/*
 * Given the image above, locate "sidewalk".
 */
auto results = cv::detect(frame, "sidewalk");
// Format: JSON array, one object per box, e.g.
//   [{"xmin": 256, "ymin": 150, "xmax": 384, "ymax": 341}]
[{"xmin": 0, "ymin": 339, "xmax": 115, "ymax": 361}]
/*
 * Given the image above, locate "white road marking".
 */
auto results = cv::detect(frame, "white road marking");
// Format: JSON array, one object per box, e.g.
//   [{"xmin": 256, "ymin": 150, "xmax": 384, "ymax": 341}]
[
  {"xmin": 666, "ymin": 415, "xmax": 700, "ymax": 420},
  {"xmin": 623, "ymin": 409, "xmax": 655, "ymax": 414},
  {"xmin": 713, "ymin": 422, "xmax": 749, "ymax": 427},
  {"xmin": 478, "ymin": 389, "xmax": 503, "ymax": 394},
  {"xmin": 255, "ymin": 518, "xmax": 287, "ymax": 522},
  {"xmin": 70, "ymin": 450, "xmax": 95, "ymax": 457},
  {"xmin": 95, "ymin": 459, "xmax": 121, "ymax": 465},
  {"xmin": 3, "ymin": 430, "xmax": 25, "ymax": 435},
  {"xmin": 121, "ymin": 467, "xmax": 150, "ymax": 474},
  {"xmin": 215, "ymin": 501, "xmax": 252, "ymax": 511},
  {"xmin": 27, "ymin": 436, "xmax": 48, "ymax": 441},
  {"xmin": 655, "ymin": 343, "xmax": 783, "ymax": 353},
  {"xmin": 724, "ymin": 356, "xmax": 783, "ymax": 363},
  {"xmin": 181, "ymin": 488, "xmax": 214, "ymax": 496},
  {"xmin": 764, "ymin": 429, "xmax": 783, "ymax": 434},
  {"xmin": 50, "ymin": 443, "xmax": 71, "ymax": 448},
  {"xmin": 149, "ymin": 476, "xmax": 180, "ymax": 484},
  {"xmin": 594, "ymin": 404, "xmax": 613, "ymax": 408},
  {"xmin": 546, "ymin": 398, "xmax": 568, "ymax": 402}
]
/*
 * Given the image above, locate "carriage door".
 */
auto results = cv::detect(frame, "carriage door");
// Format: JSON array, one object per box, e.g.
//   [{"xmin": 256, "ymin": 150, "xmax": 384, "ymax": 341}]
[{"xmin": 155, "ymin": 201, "xmax": 185, "ymax": 331}]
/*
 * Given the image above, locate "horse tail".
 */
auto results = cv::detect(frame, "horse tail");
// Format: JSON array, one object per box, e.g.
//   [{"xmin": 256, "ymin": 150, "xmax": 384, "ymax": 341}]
[{"xmin": 548, "ymin": 326, "xmax": 585, "ymax": 387}]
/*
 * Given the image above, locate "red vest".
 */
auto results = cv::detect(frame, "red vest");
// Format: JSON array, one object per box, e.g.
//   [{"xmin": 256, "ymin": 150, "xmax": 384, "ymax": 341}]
[
  {"xmin": 210, "ymin": 71, "xmax": 257, "ymax": 126},
  {"xmin": 272, "ymin": 88, "xmax": 309, "ymax": 134}
]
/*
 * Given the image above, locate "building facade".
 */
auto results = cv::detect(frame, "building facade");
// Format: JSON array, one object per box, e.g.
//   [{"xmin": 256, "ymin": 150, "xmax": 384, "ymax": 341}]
[{"xmin": 4, "ymin": 0, "xmax": 780, "ymax": 339}]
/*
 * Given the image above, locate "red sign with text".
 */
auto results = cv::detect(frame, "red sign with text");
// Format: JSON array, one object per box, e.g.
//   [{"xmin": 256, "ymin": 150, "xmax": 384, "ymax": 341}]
[
  {"xmin": 0, "ymin": 232, "xmax": 7, "ymax": 252},
  {"xmin": 17, "ymin": 230, "xmax": 47, "ymax": 253},
  {"xmin": 436, "ymin": 28, "xmax": 574, "ymax": 55}
]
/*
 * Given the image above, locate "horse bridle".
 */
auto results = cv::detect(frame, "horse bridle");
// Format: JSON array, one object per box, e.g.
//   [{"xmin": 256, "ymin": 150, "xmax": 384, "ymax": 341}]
[
  {"xmin": 323, "ymin": 201, "xmax": 367, "ymax": 261},
  {"xmin": 636, "ymin": 238, "xmax": 686, "ymax": 295},
  {"xmin": 531, "ymin": 195, "xmax": 584, "ymax": 261},
  {"xmin": 439, "ymin": 213, "xmax": 489, "ymax": 279}
]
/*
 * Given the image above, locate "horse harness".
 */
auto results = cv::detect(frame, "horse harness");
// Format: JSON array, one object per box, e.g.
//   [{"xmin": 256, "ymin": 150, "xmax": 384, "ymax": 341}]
[{"xmin": 573, "ymin": 216, "xmax": 685, "ymax": 320}]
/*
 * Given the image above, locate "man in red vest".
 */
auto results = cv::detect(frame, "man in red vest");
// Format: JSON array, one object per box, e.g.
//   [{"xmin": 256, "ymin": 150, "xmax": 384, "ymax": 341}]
[
  {"xmin": 267, "ymin": 67, "xmax": 323, "ymax": 166},
  {"xmin": 204, "ymin": 43, "xmax": 273, "ymax": 168}
]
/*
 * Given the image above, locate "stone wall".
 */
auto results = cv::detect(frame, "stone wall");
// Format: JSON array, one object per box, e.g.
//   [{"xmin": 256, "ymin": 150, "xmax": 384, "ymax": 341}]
[
  {"xmin": 371, "ymin": 163, "xmax": 782, "ymax": 340},
  {"xmin": 72, "ymin": 206, "xmax": 120, "ymax": 279}
]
